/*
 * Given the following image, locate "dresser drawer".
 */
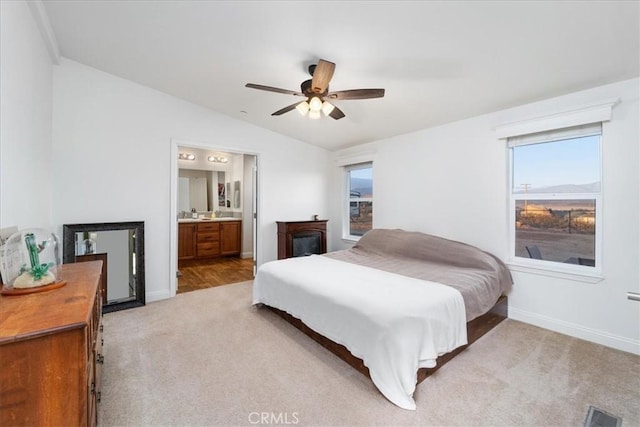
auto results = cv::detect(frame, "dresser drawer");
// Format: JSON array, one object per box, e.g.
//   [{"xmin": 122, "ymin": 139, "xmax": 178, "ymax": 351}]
[
  {"xmin": 197, "ymin": 242, "xmax": 221, "ymax": 257},
  {"xmin": 197, "ymin": 231, "xmax": 220, "ymax": 242},
  {"xmin": 197, "ymin": 222, "xmax": 219, "ymax": 232}
]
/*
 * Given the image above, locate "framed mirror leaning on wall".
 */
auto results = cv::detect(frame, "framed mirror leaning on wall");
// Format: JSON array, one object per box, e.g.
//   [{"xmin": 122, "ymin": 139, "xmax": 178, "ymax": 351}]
[{"xmin": 63, "ymin": 221, "xmax": 145, "ymax": 313}]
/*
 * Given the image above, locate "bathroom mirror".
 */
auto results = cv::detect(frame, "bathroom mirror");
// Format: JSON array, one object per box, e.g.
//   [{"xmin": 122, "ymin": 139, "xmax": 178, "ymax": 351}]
[
  {"xmin": 178, "ymin": 169, "xmax": 229, "ymax": 213},
  {"xmin": 63, "ymin": 221, "xmax": 145, "ymax": 313}
]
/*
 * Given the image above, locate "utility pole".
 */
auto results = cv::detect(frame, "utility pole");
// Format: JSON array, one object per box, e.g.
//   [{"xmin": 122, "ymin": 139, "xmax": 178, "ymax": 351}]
[{"xmin": 521, "ymin": 184, "xmax": 531, "ymax": 211}]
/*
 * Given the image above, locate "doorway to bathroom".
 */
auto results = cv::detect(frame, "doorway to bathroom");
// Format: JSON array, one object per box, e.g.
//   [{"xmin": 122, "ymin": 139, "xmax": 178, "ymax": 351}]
[
  {"xmin": 176, "ymin": 257, "xmax": 254, "ymax": 293},
  {"xmin": 170, "ymin": 140, "xmax": 258, "ymax": 296}
]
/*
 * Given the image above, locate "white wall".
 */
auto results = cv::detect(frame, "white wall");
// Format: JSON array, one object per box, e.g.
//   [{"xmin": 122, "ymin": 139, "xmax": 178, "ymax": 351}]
[
  {"xmin": 0, "ymin": 1, "xmax": 54, "ymax": 229},
  {"xmin": 330, "ymin": 78, "xmax": 640, "ymax": 354},
  {"xmin": 52, "ymin": 58, "xmax": 331, "ymax": 302}
]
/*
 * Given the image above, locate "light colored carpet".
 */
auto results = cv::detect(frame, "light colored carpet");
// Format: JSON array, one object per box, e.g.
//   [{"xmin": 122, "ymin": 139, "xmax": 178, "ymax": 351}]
[{"xmin": 99, "ymin": 281, "xmax": 639, "ymax": 426}]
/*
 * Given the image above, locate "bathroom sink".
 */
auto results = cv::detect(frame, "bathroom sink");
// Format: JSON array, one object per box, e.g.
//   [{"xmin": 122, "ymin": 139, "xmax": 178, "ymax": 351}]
[{"xmin": 178, "ymin": 217, "xmax": 240, "ymax": 223}]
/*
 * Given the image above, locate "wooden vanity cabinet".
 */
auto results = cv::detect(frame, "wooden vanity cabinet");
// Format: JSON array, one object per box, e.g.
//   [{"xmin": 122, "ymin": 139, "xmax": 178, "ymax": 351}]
[
  {"xmin": 196, "ymin": 222, "xmax": 221, "ymax": 258},
  {"xmin": 178, "ymin": 222, "xmax": 196, "ymax": 260},
  {"xmin": 0, "ymin": 261, "xmax": 104, "ymax": 427},
  {"xmin": 179, "ymin": 220, "xmax": 242, "ymax": 260},
  {"xmin": 220, "ymin": 221, "xmax": 241, "ymax": 255}
]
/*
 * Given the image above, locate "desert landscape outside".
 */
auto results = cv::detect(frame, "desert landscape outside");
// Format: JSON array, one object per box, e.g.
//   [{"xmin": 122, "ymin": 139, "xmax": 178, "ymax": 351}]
[
  {"xmin": 515, "ymin": 199, "xmax": 595, "ymax": 266},
  {"xmin": 349, "ymin": 165, "xmax": 373, "ymax": 236}
]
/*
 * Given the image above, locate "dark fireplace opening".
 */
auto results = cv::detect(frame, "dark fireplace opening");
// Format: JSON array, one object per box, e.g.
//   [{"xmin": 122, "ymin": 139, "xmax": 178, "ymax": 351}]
[{"xmin": 292, "ymin": 233, "xmax": 322, "ymax": 257}]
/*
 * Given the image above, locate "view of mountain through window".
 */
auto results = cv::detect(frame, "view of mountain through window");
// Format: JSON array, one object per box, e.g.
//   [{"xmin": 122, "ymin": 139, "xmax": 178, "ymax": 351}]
[
  {"xmin": 512, "ymin": 134, "xmax": 600, "ymax": 267},
  {"xmin": 513, "ymin": 135, "xmax": 600, "ymax": 192}
]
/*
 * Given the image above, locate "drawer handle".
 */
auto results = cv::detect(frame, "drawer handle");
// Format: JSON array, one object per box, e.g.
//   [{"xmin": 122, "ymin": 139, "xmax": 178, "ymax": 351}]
[
  {"xmin": 99, "ymin": 324, "xmax": 104, "ymax": 332},
  {"xmin": 91, "ymin": 382, "xmax": 95, "ymax": 394},
  {"xmin": 97, "ymin": 354, "xmax": 105, "ymax": 364},
  {"xmin": 101, "ymin": 338, "xmax": 104, "ymax": 346},
  {"xmin": 97, "ymin": 391, "xmax": 102, "ymax": 403}
]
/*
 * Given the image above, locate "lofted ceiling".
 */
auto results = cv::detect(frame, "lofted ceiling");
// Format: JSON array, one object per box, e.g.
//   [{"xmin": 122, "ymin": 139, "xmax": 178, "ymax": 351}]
[{"xmin": 42, "ymin": 1, "xmax": 639, "ymax": 151}]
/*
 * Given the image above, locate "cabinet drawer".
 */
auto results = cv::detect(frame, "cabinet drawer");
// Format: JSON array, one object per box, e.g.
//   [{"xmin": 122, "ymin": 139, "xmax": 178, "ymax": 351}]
[
  {"xmin": 197, "ymin": 222, "xmax": 219, "ymax": 232},
  {"xmin": 197, "ymin": 242, "xmax": 221, "ymax": 257},
  {"xmin": 197, "ymin": 231, "xmax": 220, "ymax": 242}
]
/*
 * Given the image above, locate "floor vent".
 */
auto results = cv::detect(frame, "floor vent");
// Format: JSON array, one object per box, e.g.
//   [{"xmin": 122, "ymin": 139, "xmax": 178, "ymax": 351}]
[{"xmin": 584, "ymin": 406, "xmax": 622, "ymax": 427}]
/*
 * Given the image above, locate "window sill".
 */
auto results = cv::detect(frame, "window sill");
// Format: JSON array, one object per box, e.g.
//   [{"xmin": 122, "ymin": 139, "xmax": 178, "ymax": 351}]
[{"xmin": 506, "ymin": 260, "xmax": 603, "ymax": 283}]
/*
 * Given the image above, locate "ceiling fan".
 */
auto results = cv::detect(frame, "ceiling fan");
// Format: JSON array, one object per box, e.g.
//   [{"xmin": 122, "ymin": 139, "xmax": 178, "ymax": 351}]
[{"xmin": 245, "ymin": 59, "xmax": 385, "ymax": 120}]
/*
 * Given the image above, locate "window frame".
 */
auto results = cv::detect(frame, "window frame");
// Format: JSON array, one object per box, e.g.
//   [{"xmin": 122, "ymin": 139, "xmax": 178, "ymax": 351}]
[
  {"xmin": 507, "ymin": 130, "xmax": 604, "ymax": 281},
  {"xmin": 343, "ymin": 162, "xmax": 373, "ymax": 242}
]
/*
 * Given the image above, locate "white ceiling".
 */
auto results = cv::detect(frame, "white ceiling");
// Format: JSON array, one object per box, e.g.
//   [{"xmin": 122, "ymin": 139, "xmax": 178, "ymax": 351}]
[{"xmin": 42, "ymin": 1, "xmax": 639, "ymax": 151}]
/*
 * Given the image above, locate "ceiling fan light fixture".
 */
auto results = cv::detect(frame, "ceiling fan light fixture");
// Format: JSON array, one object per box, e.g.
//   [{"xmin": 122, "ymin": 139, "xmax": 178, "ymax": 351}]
[
  {"xmin": 321, "ymin": 100, "xmax": 335, "ymax": 116},
  {"xmin": 245, "ymin": 58, "xmax": 386, "ymax": 121},
  {"xmin": 308, "ymin": 96, "xmax": 323, "ymax": 113},
  {"xmin": 296, "ymin": 101, "xmax": 310, "ymax": 116},
  {"xmin": 308, "ymin": 110, "xmax": 321, "ymax": 120}
]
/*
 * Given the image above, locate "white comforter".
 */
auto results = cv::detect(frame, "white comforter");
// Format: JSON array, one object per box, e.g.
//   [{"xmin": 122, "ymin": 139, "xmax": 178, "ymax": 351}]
[{"xmin": 252, "ymin": 255, "xmax": 467, "ymax": 410}]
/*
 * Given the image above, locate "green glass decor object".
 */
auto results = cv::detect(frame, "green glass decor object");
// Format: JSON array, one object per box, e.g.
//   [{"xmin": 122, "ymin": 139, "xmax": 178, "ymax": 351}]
[
  {"xmin": 0, "ymin": 228, "xmax": 62, "ymax": 291},
  {"xmin": 21, "ymin": 233, "xmax": 54, "ymax": 281}
]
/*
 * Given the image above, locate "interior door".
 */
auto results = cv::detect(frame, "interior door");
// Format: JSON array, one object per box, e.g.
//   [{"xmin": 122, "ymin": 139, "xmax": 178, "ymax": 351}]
[{"xmin": 252, "ymin": 157, "xmax": 258, "ymax": 276}]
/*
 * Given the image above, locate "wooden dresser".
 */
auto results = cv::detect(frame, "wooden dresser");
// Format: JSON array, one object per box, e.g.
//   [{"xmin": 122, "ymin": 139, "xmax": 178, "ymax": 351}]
[{"xmin": 0, "ymin": 261, "xmax": 104, "ymax": 426}]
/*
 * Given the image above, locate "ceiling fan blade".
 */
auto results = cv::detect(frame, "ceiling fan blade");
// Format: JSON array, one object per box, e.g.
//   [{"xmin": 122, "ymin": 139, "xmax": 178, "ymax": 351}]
[
  {"xmin": 326, "ymin": 89, "xmax": 385, "ymax": 100},
  {"xmin": 271, "ymin": 102, "xmax": 301, "ymax": 116},
  {"xmin": 245, "ymin": 83, "xmax": 304, "ymax": 97},
  {"xmin": 329, "ymin": 105, "xmax": 345, "ymax": 120},
  {"xmin": 311, "ymin": 59, "xmax": 335, "ymax": 93}
]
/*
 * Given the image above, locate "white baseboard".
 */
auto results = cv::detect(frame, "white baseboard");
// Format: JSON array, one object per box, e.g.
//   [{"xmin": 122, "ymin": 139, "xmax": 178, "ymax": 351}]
[
  {"xmin": 241, "ymin": 252, "xmax": 253, "ymax": 259},
  {"xmin": 509, "ymin": 307, "xmax": 640, "ymax": 355}
]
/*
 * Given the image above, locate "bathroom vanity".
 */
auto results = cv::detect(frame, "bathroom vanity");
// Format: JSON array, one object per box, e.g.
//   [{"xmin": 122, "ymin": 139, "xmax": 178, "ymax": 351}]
[{"xmin": 178, "ymin": 218, "xmax": 241, "ymax": 260}]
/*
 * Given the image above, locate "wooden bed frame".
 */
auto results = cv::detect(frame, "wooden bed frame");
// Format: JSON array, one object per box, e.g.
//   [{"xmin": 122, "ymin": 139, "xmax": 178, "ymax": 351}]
[{"xmin": 267, "ymin": 295, "xmax": 508, "ymax": 384}]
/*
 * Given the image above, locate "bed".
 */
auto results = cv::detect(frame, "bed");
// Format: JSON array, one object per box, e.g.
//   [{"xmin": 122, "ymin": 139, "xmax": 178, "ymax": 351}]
[{"xmin": 252, "ymin": 229, "xmax": 512, "ymax": 410}]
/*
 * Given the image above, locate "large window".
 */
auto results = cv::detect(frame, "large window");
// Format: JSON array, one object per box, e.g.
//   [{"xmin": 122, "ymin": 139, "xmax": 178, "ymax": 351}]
[
  {"xmin": 345, "ymin": 163, "xmax": 373, "ymax": 239},
  {"xmin": 509, "ymin": 123, "xmax": 601, "ymax": 272}
]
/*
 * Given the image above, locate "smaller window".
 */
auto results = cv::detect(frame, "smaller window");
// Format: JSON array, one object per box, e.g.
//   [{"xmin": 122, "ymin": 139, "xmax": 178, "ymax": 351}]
[{"xmin": 344, "ymin": 163, "xmax": 373, "ymax": 239}]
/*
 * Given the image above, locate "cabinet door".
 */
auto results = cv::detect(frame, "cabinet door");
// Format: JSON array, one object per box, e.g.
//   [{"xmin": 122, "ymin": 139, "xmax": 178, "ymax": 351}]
[
  {"xmin": 178, "ymin": 224, "xmax": 196, "ymax": 260},
  {"xmin": 220, "ymin": 221, "xmax": 241, "ymax": 255}
]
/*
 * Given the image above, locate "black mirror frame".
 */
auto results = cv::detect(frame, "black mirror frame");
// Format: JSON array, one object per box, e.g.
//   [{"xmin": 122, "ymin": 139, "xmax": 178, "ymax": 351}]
[{"xmin": 63, "ymin": 221, "xmax": 145, "ymax": 313}]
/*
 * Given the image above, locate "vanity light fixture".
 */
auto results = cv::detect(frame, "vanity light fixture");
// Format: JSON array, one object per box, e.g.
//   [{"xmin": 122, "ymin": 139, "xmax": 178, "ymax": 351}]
[
  {"xmin": 178, "ymin": 153, "xmax": 196, "ymax": 160},
  {"xmin": 207, "ymin": 156, "xmax": 228, "ymax": 163}
]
